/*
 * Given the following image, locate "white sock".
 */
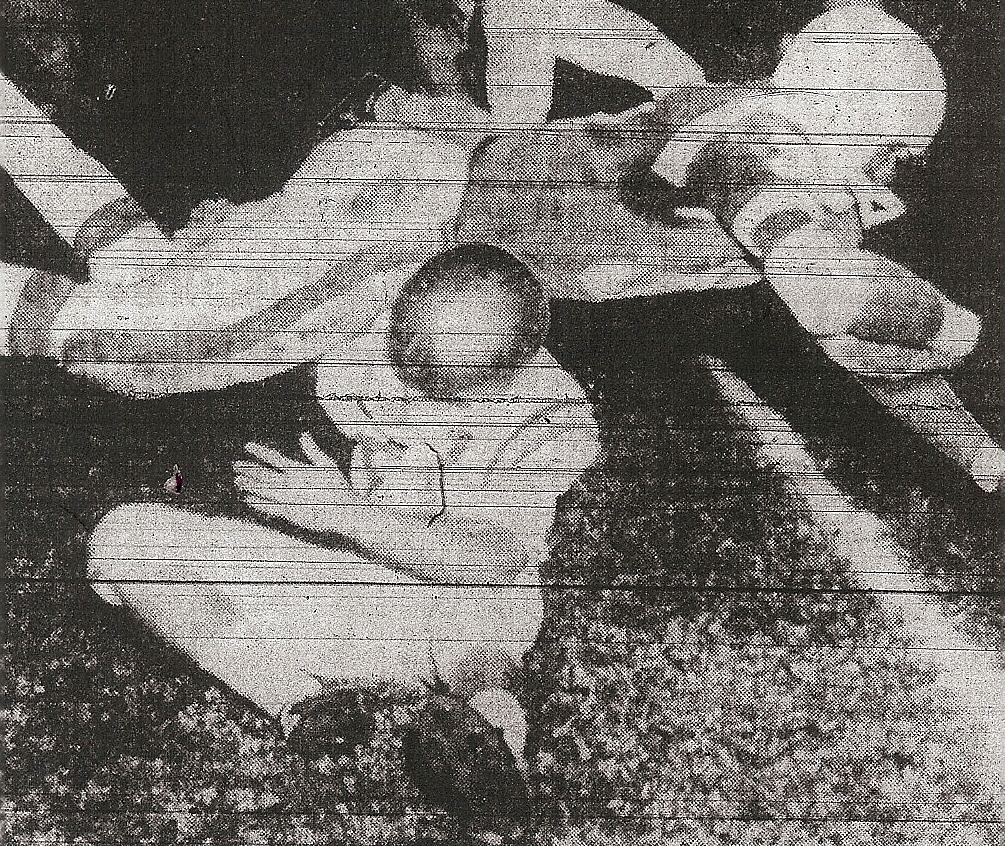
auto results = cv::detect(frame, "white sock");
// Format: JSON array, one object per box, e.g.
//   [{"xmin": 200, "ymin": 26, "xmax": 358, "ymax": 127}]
[{"xmin": 468, "ymin": 688, "xmax": 529, "ymax": 774}]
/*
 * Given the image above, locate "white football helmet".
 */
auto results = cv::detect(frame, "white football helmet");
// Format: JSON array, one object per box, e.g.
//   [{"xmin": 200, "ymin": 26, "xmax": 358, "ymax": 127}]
[{"xmin": 770, "ymin": 6, "xmax": 947, "ymax": 177}]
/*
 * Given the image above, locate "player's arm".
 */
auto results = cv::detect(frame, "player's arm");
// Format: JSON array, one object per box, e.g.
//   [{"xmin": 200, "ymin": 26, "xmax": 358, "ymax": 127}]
[
  {"xmin": 474, "ymin": 397, "xmax": 603, "ymax": 560},
  {"xmin": 233, "ymin": 436, "xmax": 530, "ymax": 584},
  {"xmin": 333, "ymin": 508, "xmax": 531, "ymax": 584},
  {"xmin": 481, "ymin": 0, "xmax": 703, "ymax": 123},
  {"xmin": 762, "ymin": 225, "xmax": 981, "ymax": 371},
  {"xmin": 656, "ymin": 108, "xmax": 981, "ymax": 369},
  {"xmin": 770, "ymin": 226, "xmax": 1001, "ymax": 490},
  {"xmin": 324, "ymin": 395, "xmax": 603, "ymax": 581}
]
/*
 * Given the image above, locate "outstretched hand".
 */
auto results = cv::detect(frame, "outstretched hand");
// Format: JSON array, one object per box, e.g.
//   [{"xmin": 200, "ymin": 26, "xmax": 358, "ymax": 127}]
[
  {"xmin": 234, "ymin": 434, "xmax": 355, "ymax": 532},
  {"xmin": 816, "ymin": 335, "xmax": 956, "ymax": 380}
]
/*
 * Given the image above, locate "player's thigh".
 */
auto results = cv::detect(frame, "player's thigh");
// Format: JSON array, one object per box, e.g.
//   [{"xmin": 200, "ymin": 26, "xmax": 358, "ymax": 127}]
[
  {"xmin": 87, "ymin": 505, "xmax": 401, "ymax": 702},
  {"xmin": 88, "ymin": 505, "xmax": 543, "ymax": 701},
  {"xmin": 555, "ymin": 0, "xmax": 703, "ymax": 88}
]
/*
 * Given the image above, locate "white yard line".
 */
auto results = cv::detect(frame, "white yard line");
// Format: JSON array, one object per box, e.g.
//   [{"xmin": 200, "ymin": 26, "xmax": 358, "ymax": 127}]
[{"xmin": 705, "ymin": 357, "xmax": 1005, "ymax": 803}]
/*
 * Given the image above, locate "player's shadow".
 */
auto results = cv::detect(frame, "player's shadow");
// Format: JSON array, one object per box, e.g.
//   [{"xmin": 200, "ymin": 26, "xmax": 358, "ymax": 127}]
[{"xmin": 545, "ymin": 287, "xmax": 1000, "ymax": 630}]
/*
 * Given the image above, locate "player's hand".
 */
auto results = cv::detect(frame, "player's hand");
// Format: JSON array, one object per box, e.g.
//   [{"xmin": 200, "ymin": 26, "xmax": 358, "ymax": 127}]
[
  {"xmin": 817, "ymin": 334, "xmax": 955, "ymax": 379},
  {"xmin": 349, "ymin": 437, "xmax": 444, "ymax": 520},
  {"xmin": 234, "ymin": 434, "xmax": 355, "ymax": 531}
]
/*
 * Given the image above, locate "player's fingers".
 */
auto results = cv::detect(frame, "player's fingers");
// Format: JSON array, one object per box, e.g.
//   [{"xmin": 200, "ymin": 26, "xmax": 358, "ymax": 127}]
[
  {"xmin": 233, "ymin": 461, "xmax": 282, "ymax": 491},
  {"xmin": 300, "ymin": 433, "xmax": 337, "ymax": 467},
  {"xmin": 244, "ymin": 441, "xmax": 296, "ymax": 469}
]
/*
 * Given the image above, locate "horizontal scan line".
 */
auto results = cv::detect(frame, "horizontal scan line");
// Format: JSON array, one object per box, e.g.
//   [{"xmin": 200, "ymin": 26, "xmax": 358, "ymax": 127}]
[{"xmin": 37, "ymin": 577, "xmax": 1002, "ymax": 598}]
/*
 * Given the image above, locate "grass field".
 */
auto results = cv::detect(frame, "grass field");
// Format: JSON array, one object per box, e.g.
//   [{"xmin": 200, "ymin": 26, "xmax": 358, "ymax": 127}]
[
  {"xmin": 5, "ymin": 354, "xmax": 1001, "ymax": 844},
  {"xmin": 3, "ymin": 1, "xmax": 1002, "ymax": 843}
]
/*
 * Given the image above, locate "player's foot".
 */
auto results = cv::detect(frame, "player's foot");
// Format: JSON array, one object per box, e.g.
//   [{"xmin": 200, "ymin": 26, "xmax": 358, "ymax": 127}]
[
  {"xmin": 969, "ymin": 444, "xmax": 1005, "ymax": 495},
  {"xmin": 282, "ymin": 688, "xmax": 377, "ymax": 760},
  {"xmin": 402, "ymin": 685, "xmax": 531, "ymax": 838}
]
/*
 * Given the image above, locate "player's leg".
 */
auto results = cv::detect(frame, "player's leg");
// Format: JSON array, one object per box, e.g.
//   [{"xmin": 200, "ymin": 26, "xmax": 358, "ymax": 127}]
[
  {"xmin": 87, "ymin": 503, "xmax": 543, "ymax": 718},
  {"xmin": 0, "ymin": 71, "xmax": 172, "ymax": 255},
  {"xmin": 0, "ymin": 74, "xmax": 269, "ymax": 370},
  {"xmin": 482, "ymin": 0, "xmax": 705, "ymax": 124},
  {"xmin": 87, "ymin": 503, "xmax": 451, "ymax": 713},
  {"xmin": 0, "ymin": 72, "xmax": 387, "ymax": 346},
  {"xmin": 13, "ymin": 127, "xmax": 467, "ymax": 397},
  {"xmin": 88, "ymin": 504, "xmax": 361, "ymax": 713},
  {"xmin": 1, "ymin": 70, "xmax": 141, "ymax": 245},
  {"xmin": 433, "ymin": 564, "xmax": 544, "ymax": 765},
  {"xmin": 0, "ymin": 73, "xmax": 186, "ymax": 360},
  {"xmin": 546, "ymin": 0, "xmax": 705, "ymax": 97}
]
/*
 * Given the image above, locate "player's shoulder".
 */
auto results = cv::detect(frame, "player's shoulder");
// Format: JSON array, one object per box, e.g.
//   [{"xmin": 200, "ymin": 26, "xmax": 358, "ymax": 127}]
[
  {"xmin": 297, "ymin": 125, "xmax": 469, "ymax": 184},
  {"xmin": 509, "ymin": 349, "xmax": 588, "ymax": 404}
]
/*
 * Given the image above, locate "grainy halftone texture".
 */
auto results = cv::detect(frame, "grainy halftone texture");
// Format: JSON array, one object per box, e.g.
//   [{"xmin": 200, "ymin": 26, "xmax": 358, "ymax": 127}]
[{"xmin": 3, "ymin": 1, "xmax": 1001, "ymax": 844}]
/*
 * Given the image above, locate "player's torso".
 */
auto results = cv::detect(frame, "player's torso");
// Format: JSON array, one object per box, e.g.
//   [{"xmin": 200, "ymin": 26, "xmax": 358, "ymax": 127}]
[{"xmin": 315, "ymin": 323, "xmax": 585, "ymax": 517}]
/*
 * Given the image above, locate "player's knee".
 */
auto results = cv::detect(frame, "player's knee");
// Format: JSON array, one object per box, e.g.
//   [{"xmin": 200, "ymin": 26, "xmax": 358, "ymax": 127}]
[
  {"xmin": 435, "ymin": 584, "xmax": 544, "ymax": 692},
  {"xmin": 90, "ymin": 502, "xmax": 146, "ymax": 556},
  {"xmin": 87, "ymin": 504, "xmax": 148, "ymax": 600},
  {"xmin": 850, "ymin": 264, "xmax": 946, "ymax": 346},
  {"xmin": 87, "ymin": 503, "xmax": 173, "ymax": 583}
]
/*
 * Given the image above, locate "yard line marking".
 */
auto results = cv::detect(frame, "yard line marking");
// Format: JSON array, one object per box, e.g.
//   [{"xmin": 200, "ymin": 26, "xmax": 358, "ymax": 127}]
[{"xmin": 705, "ymin": 356, "xmax": 1004, "ymax": 803}]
